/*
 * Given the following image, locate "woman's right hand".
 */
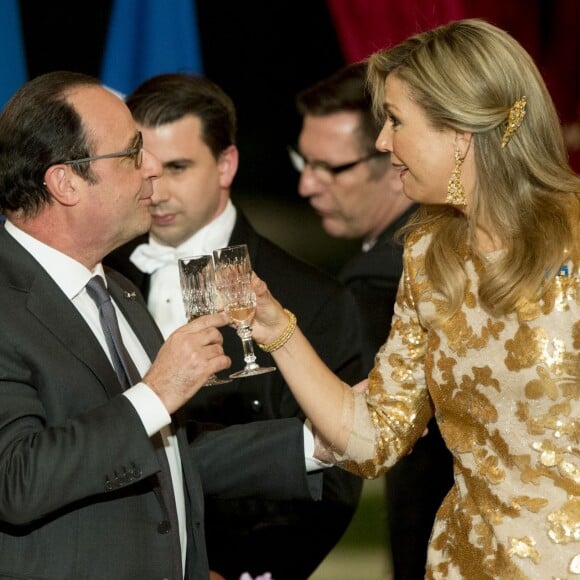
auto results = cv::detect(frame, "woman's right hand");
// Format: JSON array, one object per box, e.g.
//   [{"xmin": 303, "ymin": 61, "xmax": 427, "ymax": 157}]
[
  {"xmin": 251, "ymin": 273, "xmax": 349, "ymax": 454},
  {"xmin": 250, "ymin": 273, "xmax": 290, "ymax": 346}
]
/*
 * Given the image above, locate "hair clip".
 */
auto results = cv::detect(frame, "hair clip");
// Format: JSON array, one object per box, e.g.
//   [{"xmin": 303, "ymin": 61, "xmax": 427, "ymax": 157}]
[{"xmin": 501, "ymin": 96, "xmax": 527, "ymax": 148}]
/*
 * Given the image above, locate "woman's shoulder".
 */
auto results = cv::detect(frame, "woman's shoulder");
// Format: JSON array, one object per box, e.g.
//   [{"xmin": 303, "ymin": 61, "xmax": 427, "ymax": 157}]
[{"xmin": 405, "ymin": 222, "xmax": 436, "ymax": 253}]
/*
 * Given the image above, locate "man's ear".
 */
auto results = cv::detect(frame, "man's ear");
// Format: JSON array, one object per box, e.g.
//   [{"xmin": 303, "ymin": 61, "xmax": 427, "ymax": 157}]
[
  {"xmin": 217, "ymin": 145, "xmax": 239, "ymax": 188},
  {"xmin": 43, "ymin": 165, "xmax": 81, "ymax": 207}
]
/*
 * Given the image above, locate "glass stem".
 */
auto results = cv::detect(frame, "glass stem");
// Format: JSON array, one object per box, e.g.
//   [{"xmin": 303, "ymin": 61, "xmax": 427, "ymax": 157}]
[{"xmin": 237, "ymin": 325, "xmax": 259, "ymax": 370}]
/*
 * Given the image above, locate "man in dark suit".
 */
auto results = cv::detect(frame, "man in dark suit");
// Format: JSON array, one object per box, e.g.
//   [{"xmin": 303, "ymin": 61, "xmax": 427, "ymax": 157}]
[
  {"xmin": 104, "ymin": 73, "xmax": 365, "ymax": 580},
  {"xmin": 0, "ymin": 71, "xmax": 324, "ymax": 580},
  {"xmin": 294, "ymin": 63, "xmax": 454, "ymax": 580}
]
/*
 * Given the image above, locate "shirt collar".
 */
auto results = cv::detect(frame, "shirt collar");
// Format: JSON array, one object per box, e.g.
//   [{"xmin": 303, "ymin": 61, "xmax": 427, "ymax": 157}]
[{"xmin": 4, "ymin": 219, "xmax": 104, "ymax": 299}]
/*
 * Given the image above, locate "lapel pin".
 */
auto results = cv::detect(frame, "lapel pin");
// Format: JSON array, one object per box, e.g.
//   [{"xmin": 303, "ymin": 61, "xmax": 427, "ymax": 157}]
[{"xmin": 123, "ymin": 291, "xmax": 137, "ymax": 300}]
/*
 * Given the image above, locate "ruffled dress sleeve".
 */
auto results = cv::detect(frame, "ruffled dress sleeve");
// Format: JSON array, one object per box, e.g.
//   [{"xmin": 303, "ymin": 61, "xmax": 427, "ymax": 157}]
[{"xmin": 330, "ymin": 232, "xmax": 434, "ymax": 478}]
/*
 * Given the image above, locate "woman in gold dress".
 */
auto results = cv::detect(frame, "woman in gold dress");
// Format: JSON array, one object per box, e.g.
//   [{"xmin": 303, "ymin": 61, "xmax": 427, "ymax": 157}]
[{"xmin": 250, "ymin": 18, "xmax": 580, "ymax": 579}]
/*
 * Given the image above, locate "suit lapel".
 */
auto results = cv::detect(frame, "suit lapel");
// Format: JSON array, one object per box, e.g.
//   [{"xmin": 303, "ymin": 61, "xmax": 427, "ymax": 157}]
[
  {"xmin": 106, "ymin": 270, "xmax": 163, "ymax": 363},
  {"xmin": 23, "ymin": 265, "xmax": 124, "ymax": 399},
  {"xmin": 228, "ymin": 209, "xmax": 260, "ymax": 266},
  {"xmin": 0, "ymin": 229, "xmax": 162, "ymax": 399}
]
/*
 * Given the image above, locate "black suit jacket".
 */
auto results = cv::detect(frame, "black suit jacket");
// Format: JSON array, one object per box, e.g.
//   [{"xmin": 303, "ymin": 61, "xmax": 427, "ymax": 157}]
[
  {"xmin": 339, "ymin": 207, "xmax": 416, "ymax": 371},
  {"xmin": 105, "ymin": 209, "xmax": 365, "ymax": 579},
  {"xmin": 0, "ymin": 226, "xmax": 322, "ymax": 580}
]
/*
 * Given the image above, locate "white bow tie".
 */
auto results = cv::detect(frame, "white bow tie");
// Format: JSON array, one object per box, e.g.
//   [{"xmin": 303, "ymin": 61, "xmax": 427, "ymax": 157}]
[{"xmin": 130, "ymin": 243, "xmax": 182, "ymax": 274}]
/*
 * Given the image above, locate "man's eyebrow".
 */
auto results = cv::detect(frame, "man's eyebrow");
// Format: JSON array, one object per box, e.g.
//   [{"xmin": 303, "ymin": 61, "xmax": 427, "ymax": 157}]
[{"xmin": 163, "ymin": 158, "xmax": 194, "ymax": 168}]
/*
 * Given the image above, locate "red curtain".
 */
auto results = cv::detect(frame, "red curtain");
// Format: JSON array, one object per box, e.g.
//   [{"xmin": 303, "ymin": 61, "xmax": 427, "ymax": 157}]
[
  {"xmin": 325, "ymin": 0, "xmax": 580, "ymax": 171},
  {"xmin": 325, "ymin": 0, "xmax": 463, "ymax": 61}
]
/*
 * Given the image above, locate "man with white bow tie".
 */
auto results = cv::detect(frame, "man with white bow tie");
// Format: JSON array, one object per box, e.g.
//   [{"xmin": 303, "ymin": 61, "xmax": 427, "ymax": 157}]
[
  {"xmin": 128, "ymin": 201, "xmax": 236, "ymax": 338},
  {"xmin": 104, "ymin": 73, "xmax": 365, "ymax": 580}
]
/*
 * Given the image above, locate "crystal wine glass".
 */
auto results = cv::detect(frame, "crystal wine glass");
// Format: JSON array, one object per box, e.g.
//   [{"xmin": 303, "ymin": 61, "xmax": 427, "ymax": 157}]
[
  {"xmin": 178, "ymin": 254, "xmax": 232, "ymax": 386},
  {"xmin": 212, "ymin": 244, "xmax": 276, "ymax": 378}
]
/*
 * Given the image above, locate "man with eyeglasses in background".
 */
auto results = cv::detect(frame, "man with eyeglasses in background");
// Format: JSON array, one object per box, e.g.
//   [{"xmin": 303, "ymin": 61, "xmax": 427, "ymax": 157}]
[{"xmin": 292, "ymin": 62, "xmax": 454, "ymax": 580}]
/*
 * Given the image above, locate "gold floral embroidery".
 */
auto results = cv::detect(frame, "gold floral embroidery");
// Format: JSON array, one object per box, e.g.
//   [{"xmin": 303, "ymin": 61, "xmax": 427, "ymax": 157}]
[
  {"xmin": 473, "ymin": 447, "xmax": 505, "ymax": 484},
  {"xmin": 524, "ymin": 367, "xmax": 559, "ymax": 400},
  {"xmin": 573, "ymin": 320, "xmax": 580, "ymax": 350},
  {"xmin": 532, "ymin": 439, "xmax": 563, "ymax": 467},
  {"xmin": 511, "ymin": 495, "xmax": 549, "ymax": 512},
  {"xmin": 517, "ymin": 299, "xmax": 542, "ymax": 321},
  {"xmin": 442, "ymin": 310, "xmax": 505, "ymax": 356},
  {"xmin": 505, "ymin": 324, "xmax": 547, "ymax": 370},
  {"xmin": 547, "ymin": 498, "xmax": 580, "ymax": 544},
  {"xmin": 508, "ymin": 536, "xmax": 541, "ymax": 564},
  {"xmin": 515, "ymin": 458, "xmax": 545, "ymax": 485}
]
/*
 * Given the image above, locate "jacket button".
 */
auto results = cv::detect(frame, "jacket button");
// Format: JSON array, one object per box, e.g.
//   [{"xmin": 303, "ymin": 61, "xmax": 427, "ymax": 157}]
[
  {"xmin": 251, "ymin": 399, "xmax": 262, "ymax": 412},
  {"xmin": 157, "ymin": 520, "xmax": 171, "ymax": 534}
]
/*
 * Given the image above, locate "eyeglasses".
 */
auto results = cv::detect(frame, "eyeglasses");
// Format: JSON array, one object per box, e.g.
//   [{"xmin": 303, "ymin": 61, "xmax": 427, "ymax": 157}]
[
  {"xmin": 62, "ymin": 131, "xmax": 143, "ymax": 169},
  {"xmin": 287, "ymin": 145, "xmax": 385, "ymax": 183}
]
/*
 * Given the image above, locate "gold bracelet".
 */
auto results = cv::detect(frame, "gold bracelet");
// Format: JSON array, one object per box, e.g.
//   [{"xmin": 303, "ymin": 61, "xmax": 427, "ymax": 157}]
[{"xmin": 257, "ymin": 309, "xmax": 297, "ymax": 353}]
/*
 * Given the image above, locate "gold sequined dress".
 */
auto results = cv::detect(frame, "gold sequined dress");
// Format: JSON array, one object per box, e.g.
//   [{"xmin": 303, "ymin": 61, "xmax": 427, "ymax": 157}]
[{"xmin": 333, "ymin": 225, "xmax": 580, "ymax": 579}]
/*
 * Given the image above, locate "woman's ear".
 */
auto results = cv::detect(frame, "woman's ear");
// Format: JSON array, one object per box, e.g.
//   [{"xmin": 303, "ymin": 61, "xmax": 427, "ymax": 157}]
[
  {"xmin": 454, "ymin": 131, "xmax": 473, "ymax": 159},
  {"xmin": 43, "ymin": 165, "xmax": 81, "ymax": 207}
]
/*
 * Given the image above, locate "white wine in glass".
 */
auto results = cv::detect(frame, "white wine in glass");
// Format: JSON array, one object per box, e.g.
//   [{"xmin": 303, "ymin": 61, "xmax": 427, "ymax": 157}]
[
  {"xmin": 213, "ymin": 244, "xmax": 276, "ymax": 379},
  {"xmin": 178, "ymin": 254, "xmax": 232, "ymax": 386}
]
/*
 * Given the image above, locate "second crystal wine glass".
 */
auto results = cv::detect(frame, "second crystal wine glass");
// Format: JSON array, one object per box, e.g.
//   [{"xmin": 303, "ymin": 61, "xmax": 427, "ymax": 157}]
[
  {"xmin": 178, "ymin": 254, "xmax": 232, "ymax": 386},
  {"xmin": 213, "ymin": 244, "xmax": 276, "ymax": 378}
]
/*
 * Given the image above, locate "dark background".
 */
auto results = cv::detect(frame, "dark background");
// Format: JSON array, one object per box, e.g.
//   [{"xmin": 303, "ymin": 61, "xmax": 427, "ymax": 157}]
[
  {"xmin": 20, "ymin": 1, "xmax": 343, "ymax": 201},
  {"xmin": 18, "ymin": 0, "xmax": 580, "ymax": 272},
  {"xmin": 19, "ymin": 0, "xmax": 355, "ymax": 270}
]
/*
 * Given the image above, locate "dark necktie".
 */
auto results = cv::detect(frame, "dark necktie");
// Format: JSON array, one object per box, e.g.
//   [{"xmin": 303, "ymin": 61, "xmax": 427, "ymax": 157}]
[{"xmin": 86, "ymin": 275, "xmax": 183, "ymax": 580}]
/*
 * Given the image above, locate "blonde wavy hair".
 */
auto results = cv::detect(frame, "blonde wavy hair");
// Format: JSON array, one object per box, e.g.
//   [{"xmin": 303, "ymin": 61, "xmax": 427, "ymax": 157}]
[{"xmin": 367, "ymin": 18, "xmax": 580, "ymax": 320}]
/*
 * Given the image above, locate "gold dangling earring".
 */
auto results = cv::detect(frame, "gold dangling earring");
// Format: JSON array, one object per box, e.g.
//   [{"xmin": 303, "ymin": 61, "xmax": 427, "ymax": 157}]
[{"xmin": 446, "ymin": 148, "xmax": 466, "ymax": 205}]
